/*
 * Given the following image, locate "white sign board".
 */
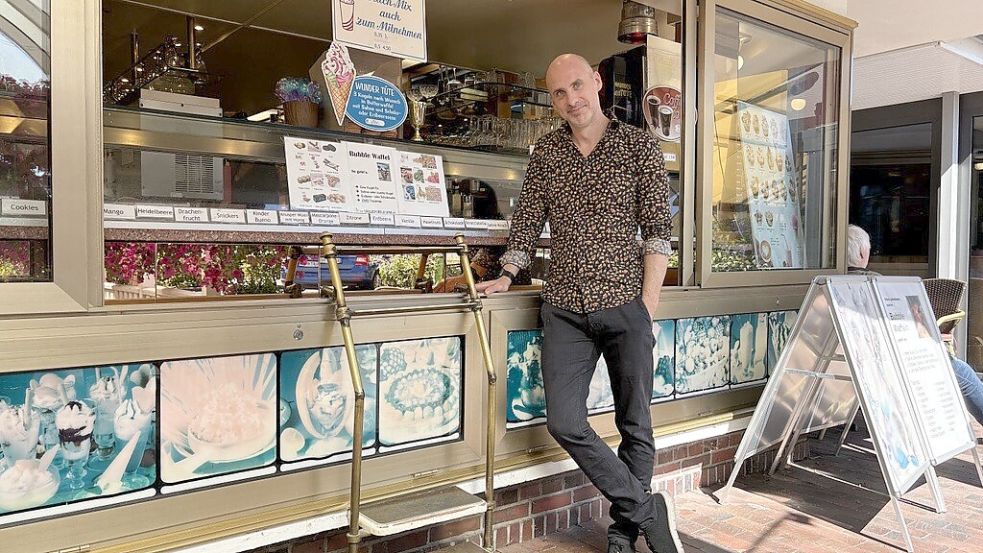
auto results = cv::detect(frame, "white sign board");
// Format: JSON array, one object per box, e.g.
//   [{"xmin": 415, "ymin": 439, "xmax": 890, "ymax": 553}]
[
  {"xmin": 284, "ymin": 137, "xmax": 355, "ymax": 212},
  {"xmin": 826, "ymin": 278, "xmax": 930, "ymax": 494},
  {"xmin": 396, "ymin": 151, "xmax": 450, "ymax": 217},
  {"xmin": 331, "ymin": 0, "xmax": 427, "ymax": 62},
  {"xmin": 737, "ymin": 101, "xmax": 803, "ymax": 269},
  {"xmin": 873, "ymin": 278, "xmax": 977, "ymax": 465},
  {"xmin": 343, "ymin": 142, "xmax": 399, "ymax": 214}
]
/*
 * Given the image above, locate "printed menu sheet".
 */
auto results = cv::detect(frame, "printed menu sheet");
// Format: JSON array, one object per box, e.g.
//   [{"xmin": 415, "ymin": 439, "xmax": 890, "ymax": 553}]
[
  {"xmin": 874, "ymin": 279, "xmax": 976, "ymax": 463},
  {"xmin": 343, "ymin": 142, "xmax": 400, "ymax": 214},
  {"xmin": 826, "ymin": 279, "xmax": 929, "ymax": 495},
  {"xmin": 284, "ymin": 137, "xmax": 354, "ymax": 212},
  {"xmin": 396, "ymin": 152, "xmax": 450, "ymax": 218},
  {"xmin": 737, "ymin": 102, "xmax": 803, "ymax": 269}
]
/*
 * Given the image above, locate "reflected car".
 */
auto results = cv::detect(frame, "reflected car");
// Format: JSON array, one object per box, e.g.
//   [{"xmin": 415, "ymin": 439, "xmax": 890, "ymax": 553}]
[{"xmin": 292, "ymin": 254, "xmax": 381, "ymax": 290}]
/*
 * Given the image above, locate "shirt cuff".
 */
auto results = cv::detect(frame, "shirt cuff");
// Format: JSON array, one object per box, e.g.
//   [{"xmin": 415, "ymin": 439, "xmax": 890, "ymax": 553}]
[
  {"xmin": 641, "ymin": 238, "xmax": 672, "ymax": 256},
  {"xmin": 500, "ymin": 250, "xmax": 531, "ymax": 270}
]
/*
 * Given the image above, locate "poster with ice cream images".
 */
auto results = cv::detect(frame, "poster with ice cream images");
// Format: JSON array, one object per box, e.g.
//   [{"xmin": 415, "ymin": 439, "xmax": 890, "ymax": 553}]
[
  {"xmin": 730, "ymin": 313, "xmax": 768, "ymax": 385},
  {"xmin": 279, "ymin": 347, "xmax": 377, "ymax": 464},
  {"xmin": 378, "ymin": 337, "xmax": 462, "ymax": 449},
  {"xmin": 159, "ymin": 354, "xmax": 277, "ymax": 485},
  {"xmin": 652, "ymin": 320, "xmax": 676, "ymax": 401},
  {"xmin": 675, "ymin": 316, "xmax": 731, "ymax": 396},
  {"xmin": 768, "ymin": 310, "xmax": 798, "ymax": 371},
  {"xmin": 284, "ymin": 137, "xmax": 355, "ymax": 212},
  {"xmin": 397, "ymin": 151, "xmax": 450, "ymax": 218},
  {"xmin": 344, "ymin": 141, "xmax": 400, "ymax": 214},
  {"xmin": 737, "ymin": 101, "xmax": 804, "ymax": 269},
  {"xmin": 0, "ymin": 364, "xmax": 157, "ymax": 516}
]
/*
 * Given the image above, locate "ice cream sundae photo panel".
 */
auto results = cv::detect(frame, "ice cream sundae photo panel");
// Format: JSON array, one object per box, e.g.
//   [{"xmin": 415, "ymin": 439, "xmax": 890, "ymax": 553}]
[
  {"xmin": 279, "ymin": 346, "xmax": 378, "ymax": 465},
  {"xmin": 0, "ymin": 364, "xmax": 157, "ymax": 516}
]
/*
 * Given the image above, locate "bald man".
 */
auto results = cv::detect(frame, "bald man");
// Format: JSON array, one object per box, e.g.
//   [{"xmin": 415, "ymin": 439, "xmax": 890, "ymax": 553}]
[{"xmin": 478, "ymin": 54, "xmax": 680, "ymax": 552}]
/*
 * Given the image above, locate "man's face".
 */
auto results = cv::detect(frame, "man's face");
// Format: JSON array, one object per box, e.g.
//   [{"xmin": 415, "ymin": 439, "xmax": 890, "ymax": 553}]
[{"xmin": 546, "ymin": 61, "xmax": 604, "ymax": 130}]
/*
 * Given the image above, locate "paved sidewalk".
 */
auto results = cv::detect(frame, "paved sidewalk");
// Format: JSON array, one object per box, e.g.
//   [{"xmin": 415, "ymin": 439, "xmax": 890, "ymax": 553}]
[{"xmin": 498, "ymin": 427, "xmax": 983, "ymax": 553}]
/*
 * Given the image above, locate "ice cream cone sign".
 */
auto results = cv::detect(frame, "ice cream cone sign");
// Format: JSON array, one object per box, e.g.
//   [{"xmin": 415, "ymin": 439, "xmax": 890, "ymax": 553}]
[{"xmin": 322, "ymin": 42, "xmax": 356, "ymax": 126}]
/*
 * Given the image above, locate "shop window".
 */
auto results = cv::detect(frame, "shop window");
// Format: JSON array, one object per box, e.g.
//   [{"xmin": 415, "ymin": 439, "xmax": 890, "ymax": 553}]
[
  {"xmin": 709, "ymin": 9, "xmax": 840, "ymax": 274},
  {"xmin": 0, "ymin": 1, "xmax": 51, "ymax": 282}
]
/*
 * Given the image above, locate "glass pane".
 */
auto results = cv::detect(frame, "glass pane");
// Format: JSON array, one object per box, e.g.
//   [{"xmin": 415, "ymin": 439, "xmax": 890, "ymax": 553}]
[
  {"xmin": 967, "ymin": 116, "xmax": 983, "ymax": 369},
  {"xmin": 710, "ymin": 9, "xmax": 840, "ymax": 272},
  {"xmin": 850, "ymin": 123, "xmax": 932, "ymax": 271},
  {"xmin": 0, "ymin": 0, "xmax": 51, "ymax": 282}
]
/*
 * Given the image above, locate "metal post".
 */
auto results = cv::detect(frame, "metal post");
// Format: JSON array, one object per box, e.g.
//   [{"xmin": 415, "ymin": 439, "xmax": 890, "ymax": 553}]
[
  {"xmin": 322, "ymin": 233, "xmax": 365, "ymax": 553},
  {"xmin": 186, "ymin": 16, "xmax": 198, "ymax": 69},
  {"xmin": 834, "ymin": 404, "xmax": 860, "ymax": 457},
  {"xmin": 889, "ymin": 494, "xmax": 915, "ymax": 553},
  {"xmin": 924, "ymin": 466, "xmax": 947, "ymax": 514},
  {"xmin": 455, "ymin": 234, "xmax": 497, "ymax": 551},
  {"xmin": 769, "ymin": 329, "xmax": 838, "ymax": 475}
]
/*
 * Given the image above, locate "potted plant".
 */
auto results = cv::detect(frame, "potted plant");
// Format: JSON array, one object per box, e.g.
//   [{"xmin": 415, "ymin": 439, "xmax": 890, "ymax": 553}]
[{"xmin": 275, "ymin": 77, "xmax": 322, "ymax": 127}]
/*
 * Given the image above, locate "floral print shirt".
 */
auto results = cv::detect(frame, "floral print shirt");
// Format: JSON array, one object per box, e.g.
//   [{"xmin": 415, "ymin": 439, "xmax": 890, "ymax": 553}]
[{"xmin": 502, "ymin": 113, "xmax": 672, "ymax": 313}]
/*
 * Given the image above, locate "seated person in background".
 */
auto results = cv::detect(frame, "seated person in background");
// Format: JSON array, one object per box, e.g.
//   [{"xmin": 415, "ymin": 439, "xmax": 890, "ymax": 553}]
[
  {"xmin": 436, "ymin": 182, "xmax": 533, "ymax": 292},
  {"xmin": 847, "ymin": 224, "xmax": 983, "ymax": 425},
  {"xmin": 434, "ymin": 246, "xmax": 532, "ymax": 292}
]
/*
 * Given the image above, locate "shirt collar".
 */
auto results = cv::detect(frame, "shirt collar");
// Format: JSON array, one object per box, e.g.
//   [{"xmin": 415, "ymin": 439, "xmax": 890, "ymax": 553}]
[{"xmin": 558, "ymin": 108, "xmax": 621, "ymax": 142}]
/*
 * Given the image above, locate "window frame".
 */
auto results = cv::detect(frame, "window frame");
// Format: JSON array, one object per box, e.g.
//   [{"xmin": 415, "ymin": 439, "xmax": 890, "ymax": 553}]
[
  {"xmin": 0, "ymin": 0, "xmax": 103, "ymax": 315},
  {"xmin": 695, "ymin": 0, "xmax": 852, "ymax": 288}
]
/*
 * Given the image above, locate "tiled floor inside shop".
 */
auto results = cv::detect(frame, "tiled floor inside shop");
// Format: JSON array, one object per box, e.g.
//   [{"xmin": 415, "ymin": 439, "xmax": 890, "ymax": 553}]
[{"xmin": 499, "ymin": 426, "xmax": 983, "ymax": 553}]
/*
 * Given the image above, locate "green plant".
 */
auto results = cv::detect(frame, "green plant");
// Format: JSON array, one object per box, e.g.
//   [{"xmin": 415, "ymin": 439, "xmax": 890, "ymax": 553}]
[{"xmin": 375, "ymin": 255, "xmax": 446, "ymax": 288}]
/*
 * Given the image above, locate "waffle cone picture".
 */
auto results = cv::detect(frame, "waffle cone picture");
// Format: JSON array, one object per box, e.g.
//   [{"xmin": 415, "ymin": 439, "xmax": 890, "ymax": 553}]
[{"xmin": 326, "ymin": 78, "xmax": 353, "ymax": 126}]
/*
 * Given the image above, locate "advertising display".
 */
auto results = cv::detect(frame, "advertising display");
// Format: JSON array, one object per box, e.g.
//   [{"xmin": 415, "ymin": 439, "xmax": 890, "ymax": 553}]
[
  {"xmin": 396, "ymin": 151, "xmax": 450, "ymax": 218},
  {"xmin": 331, "ymin": 0, "xmax": 427, "ymax": 62},
  {"xmin": 737, "ymin": 102, "xmax": 803, "ymax": 269},
  {"xmin": 284, "ymin": 137, "xmax": 355, "ymax": 212},
  {"xmin": 0, "ymin": 365, "xmax": 157, "ymax": 515}
]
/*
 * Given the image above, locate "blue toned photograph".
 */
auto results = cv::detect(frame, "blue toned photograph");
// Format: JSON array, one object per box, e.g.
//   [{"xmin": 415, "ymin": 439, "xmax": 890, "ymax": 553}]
[
  {"xmin": 0, "ymin": 364, "xmax": 157, "ymax": 515},
  {"xmin": 730, "ymin": 314, "xmax": 768, "ymax": 385},
  {"xmin": 279, "ymin": 346, "xmax": 377, "ymax": 463},
  {"xmin": 506, "ymin": 330, "xmax": 547, "ymax": 424},
  {"xmin": 768, "ymin": 310, "xmax": 799, "ymax": 371},
  {"xmin": 652, "ymin": 320, "xmax": 676, "ymax": 400},
  {"xmin": 159, "ymin": 354, "xmax": 277, "ymax": 484},
  {"xmin": 675, "ymin": 316, "xmax": 731, "ymax": 395},
  {"xmin": 378, "ymin": 337, "xmax": 462, "ymax": 447}
]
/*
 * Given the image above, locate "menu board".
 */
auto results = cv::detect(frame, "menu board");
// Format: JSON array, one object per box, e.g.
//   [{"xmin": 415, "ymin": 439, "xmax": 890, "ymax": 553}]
[
  {"xmin": 284, "ymin": 137, "xmax": 355, "ymax": 212},
  {"xmin": 737, "ymin": 102, "xmax": 803, "ymax": 269},
  {"xmin": 826, "ymin": 279, "xmax": 929, "ymax": 495},
  {"xmin": 343, "ymin": 142, "xmax": 400, "ymax": 214},
  {"xmin": 396, "ymin": 151, "xmax": 450, "ymax": 218},
  {"xmin": 874, "ymin": 279, "xmax": 976, "ymax": 463}
]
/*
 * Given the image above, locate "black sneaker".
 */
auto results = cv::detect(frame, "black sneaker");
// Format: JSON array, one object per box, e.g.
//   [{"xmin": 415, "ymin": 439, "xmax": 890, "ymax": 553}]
[
  {"xmin": 641, "ymin": 491, "xmax": 683, "ymax": 553},
  {"xmin": 608, "ymin": 539, "xmax": 636, "ymax": 553}
]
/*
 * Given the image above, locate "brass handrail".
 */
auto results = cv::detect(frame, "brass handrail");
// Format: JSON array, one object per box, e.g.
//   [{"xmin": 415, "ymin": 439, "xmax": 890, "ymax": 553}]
[{"xmin": 321, "ymin": 232, "xmax": 497, "ymax": 553}]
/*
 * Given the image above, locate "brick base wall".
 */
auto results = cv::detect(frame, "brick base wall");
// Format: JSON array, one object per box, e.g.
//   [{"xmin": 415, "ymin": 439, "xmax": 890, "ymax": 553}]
[{"xmin": 246, "ymin": 430, "xmax": 809, "ymax": 553}]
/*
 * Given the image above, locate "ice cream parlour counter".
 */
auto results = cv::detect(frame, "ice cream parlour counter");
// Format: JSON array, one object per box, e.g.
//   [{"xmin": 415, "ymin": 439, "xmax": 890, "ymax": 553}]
[{"xmin": 0, "ymin": 274, "xmax": 808, "ymax": 552}]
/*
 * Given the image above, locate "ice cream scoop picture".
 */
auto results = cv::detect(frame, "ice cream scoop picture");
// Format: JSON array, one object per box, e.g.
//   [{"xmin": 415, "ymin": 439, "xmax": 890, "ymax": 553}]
[
  {"xmin": 160, "ymin": 354, "xmax": 277, "ymax": 484},
  {"xmin": 0, "ymin": 459, "xmax": 60, "ymax": 512},
  {"xmin": 0, "ymin": 404, "xmax": 40, "ymax": 465},
  {"xmin": 729, "ymin": 314, "xmax": 767, "ymax": 384}
]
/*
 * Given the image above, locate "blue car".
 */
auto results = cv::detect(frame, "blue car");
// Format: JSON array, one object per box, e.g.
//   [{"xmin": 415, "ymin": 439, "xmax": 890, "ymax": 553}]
[{"xmin": 292, "ymin": 254, "xmax": 381, "ymax": 290}]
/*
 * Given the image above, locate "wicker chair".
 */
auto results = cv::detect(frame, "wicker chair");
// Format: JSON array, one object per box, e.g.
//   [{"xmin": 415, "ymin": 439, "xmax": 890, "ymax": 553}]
[{"xmin": 922, "ymin": 278, "xmax": 967, "ymax": 355}]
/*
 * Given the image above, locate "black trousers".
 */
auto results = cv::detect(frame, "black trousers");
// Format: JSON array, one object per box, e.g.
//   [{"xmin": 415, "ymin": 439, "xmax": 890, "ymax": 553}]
[{"xmin": 541, "ymin": 297, "xmax": 656, "ymax": 541}]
